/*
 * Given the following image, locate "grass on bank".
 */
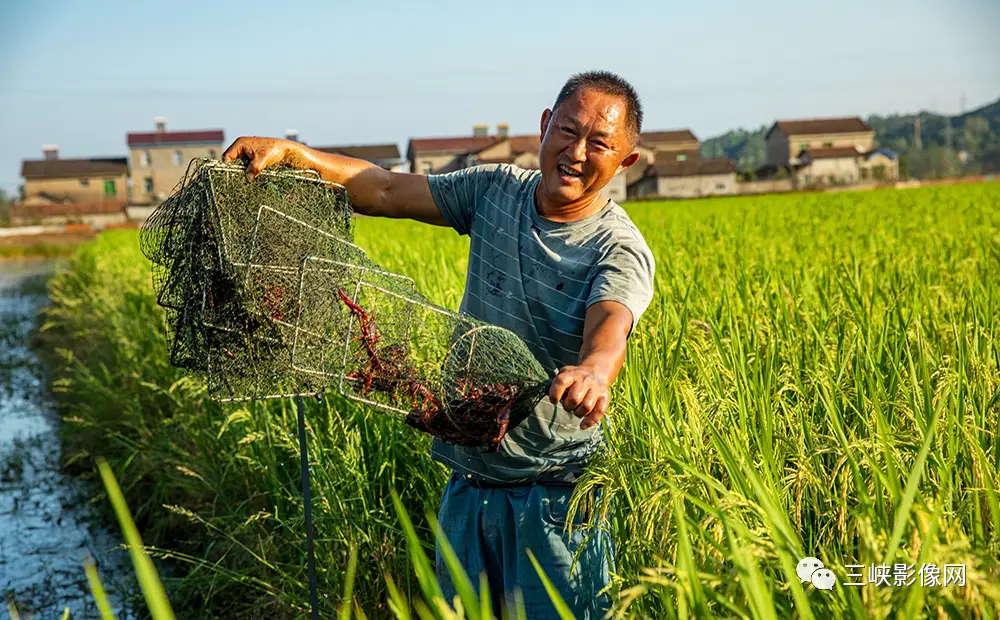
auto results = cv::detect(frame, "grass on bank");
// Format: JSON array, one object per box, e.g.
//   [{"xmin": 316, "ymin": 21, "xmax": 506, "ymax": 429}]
[{"xmin": 36, "ymin": 183, "xmax": 1000, "ymax": 618}]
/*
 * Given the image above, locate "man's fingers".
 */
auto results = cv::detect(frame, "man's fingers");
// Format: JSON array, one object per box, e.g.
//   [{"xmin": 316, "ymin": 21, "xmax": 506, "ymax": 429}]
[
  {"xmin": 221, "ymin": 139, "xmax": 247, "ymax": 163},
  {"xmin": 548, "ymin": 371, "xmax": 573, "ymax": 404},
  {"xmin": 562, "ymin": 383, "xmax": 589, "ymax": 413},
  {"xmin": 573, "ymin": 391, "xmax": 597, "ymax": 418},
  {"xmin": 245, "ymin": 156, "xmax": 266, "ymax": 179},
  {"xmin": 580, "ymin": 394, "xmax": 609, "ymax": 430}
]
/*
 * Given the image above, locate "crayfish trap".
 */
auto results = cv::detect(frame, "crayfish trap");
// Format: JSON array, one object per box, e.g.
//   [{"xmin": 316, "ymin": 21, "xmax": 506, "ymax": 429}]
[{"xmin": 140, "ymin": 158, "xmax": 550, "ymax": 450}]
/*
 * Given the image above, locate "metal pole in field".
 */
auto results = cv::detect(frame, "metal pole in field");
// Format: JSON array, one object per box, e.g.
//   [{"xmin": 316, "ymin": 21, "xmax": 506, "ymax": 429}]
[{"xmin": 295, "ymin": 393, "xmax": 319, "ymax": 620}]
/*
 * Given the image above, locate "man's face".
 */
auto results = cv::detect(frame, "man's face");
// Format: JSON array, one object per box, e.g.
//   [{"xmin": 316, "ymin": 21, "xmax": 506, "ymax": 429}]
[{"xmin": 537, "ymin": 87, "xmax": 640, "ymax": 207}]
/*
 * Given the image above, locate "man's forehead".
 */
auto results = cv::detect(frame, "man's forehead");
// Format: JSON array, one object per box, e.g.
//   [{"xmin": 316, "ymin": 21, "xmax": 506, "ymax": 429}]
[{"xmin": 556, "ymin": 91, "xmax": 628, "ymax": 133}]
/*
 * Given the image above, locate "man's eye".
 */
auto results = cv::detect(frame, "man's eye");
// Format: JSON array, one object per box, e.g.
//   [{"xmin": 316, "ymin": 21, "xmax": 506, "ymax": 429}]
[{"xmin": 561, "ymin": 126, "xmax": 575, "ymax": 136}]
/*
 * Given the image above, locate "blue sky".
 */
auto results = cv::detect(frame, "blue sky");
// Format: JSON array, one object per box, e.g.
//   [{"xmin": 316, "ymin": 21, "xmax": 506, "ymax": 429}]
[{"xmin": 1, "ymin": 0, "xmax": 998, "ymax": 193}]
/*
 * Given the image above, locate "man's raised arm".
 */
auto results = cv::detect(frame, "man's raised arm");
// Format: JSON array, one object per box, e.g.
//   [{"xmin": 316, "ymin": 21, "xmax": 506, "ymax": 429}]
[{"xmin": 221, "ymin": 137, "xmax": 447, "ymax": 226}]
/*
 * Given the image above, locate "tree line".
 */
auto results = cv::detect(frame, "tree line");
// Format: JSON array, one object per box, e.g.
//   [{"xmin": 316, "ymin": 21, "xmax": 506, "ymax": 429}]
[{"xmin": 700, "ymin": 97, "xmax": 1000, "ymax": 180}]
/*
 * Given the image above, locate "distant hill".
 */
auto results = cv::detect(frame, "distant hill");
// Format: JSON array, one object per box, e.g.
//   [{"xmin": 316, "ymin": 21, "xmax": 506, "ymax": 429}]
[{"xmin": 699, "ymin": 97, "xmax": 1000, "ymax": 178}]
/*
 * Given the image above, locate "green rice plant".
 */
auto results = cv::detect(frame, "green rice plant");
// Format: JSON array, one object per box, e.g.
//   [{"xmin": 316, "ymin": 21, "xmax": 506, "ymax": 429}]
[
  {"xmin": 96, "ymin": 457, "xmax": 175, "ymax": 618},
  {"xmin": 37, "ymin": 183, "xmax": 1000, "ymax": 618},
  {"xmin": 84, "ymin": 556, "xmax": 116, "ymax": 620}
]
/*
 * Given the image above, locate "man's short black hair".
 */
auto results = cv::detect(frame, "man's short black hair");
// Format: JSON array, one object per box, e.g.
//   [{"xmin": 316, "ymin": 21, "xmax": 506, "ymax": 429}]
[{"xmin": 552, "ymin": 70, "xmax": 643, "ymax": 148}]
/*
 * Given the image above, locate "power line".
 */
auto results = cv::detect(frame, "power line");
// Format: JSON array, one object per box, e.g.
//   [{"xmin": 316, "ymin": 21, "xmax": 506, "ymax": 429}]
[{"xmin": 2, "ymin": 75, "xmax": 997, "ymax": 100}]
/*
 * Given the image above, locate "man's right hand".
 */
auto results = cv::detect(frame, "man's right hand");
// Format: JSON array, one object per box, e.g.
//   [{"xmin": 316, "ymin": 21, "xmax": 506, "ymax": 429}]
[{"xmin": 222, "ymin": 137, "xmax": 301, "ymax": 178}]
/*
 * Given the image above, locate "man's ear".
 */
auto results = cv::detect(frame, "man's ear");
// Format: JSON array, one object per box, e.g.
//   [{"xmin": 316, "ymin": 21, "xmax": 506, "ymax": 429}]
[
  {"xmin": 615, "ymin": 150, "xmax": 642, "ymax": 176},
  {"xmin": 540, "ymin": 108, "xmax": 553, "ymax": 138}
]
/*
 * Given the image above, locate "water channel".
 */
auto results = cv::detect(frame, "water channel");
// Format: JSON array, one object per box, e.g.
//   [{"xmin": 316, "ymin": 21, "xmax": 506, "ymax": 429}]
[{"xmin": 1, "ymin": 261, "xmax": 135, "ymax": 618}]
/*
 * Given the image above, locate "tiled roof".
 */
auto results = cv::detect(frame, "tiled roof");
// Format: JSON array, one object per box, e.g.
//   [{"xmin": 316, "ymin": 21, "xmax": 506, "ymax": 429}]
[
  {"xmin": 127, "ymin": 130, "xmax": 225, "ymax": 147},
  {"xmin": 470, "ymin": 134, "xmax": 541, "ymax": 155},
  {"xmin": 21, "ymin": 157, "xmax": 128, "ymax": 179},
  {"xmin": 408, "ymin": 136, "xmax": 497, "ymax": 155},
  {"xmin": 315, "ymin": 143, "xmax": 401, "ymax": 161},
  {"xmin": 640, "ymin": 129, "xmax": 698, "ymax": 145},
  {"xmin": 866, "ymin": 148, "xmax": 898, "ymax": 160},
  {"xmin": 649, "ymin": 157, "xmax": 735, "ymax": 177},
  {"xmin": 799, "ymin": 146, "xmax": 863, "ymax": 159},
  {"xmin": 769, "ymin": 117, "xmax": 871, "ymax": 138},
  {"xmin": 508, "ymin": 135, "xmax": 541, "ymax": 153}
]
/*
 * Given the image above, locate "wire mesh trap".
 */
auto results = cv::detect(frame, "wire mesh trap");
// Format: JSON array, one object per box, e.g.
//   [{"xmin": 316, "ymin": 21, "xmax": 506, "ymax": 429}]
[{"xmin": 140, "ymin": 158, "xmax": 551, "ymax": 450}]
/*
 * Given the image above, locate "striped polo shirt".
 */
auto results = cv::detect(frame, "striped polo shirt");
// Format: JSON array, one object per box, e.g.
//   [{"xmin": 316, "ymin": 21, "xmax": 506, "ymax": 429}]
[{"xmin": 427, "ymin": 163, "xmax": 655, "ymax": 484}]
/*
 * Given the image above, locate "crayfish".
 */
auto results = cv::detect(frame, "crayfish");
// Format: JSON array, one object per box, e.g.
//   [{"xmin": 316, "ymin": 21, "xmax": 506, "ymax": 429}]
[{"xmin": 336, "ymin": 289, "xmax": 525, "ymax": 451}]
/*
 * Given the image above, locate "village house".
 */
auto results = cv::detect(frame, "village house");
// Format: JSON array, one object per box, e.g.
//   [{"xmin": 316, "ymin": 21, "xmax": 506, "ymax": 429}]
[
  {"xmin": 628, "ymin": 158, "xmax": 737, "ymax": 200},
  {"xmin": 15, "ymin": 145, "xmax": 129, "ymax": 225},
  {"xmin": 20, "ymin": 145, "xmax": 128, "ymax": 205},
  {"xmin": 639, "ymin": 129, "xmax": 700, "ymax": 162},
  {"xmin": 314, "ymin": 143, "xmax": 407, "ymax": 172},
  {"xmin": 763, "ymin": 117, "xmax": 897, "ymax": 186},
  {"xmin": 127, "ymin": 118, "xmax": 224, "ymax": 204},
  {"xmin": 406, "ymin": 124, "xmax": 504, "ymax": 174},
  {"xmin": 427, "ymin": 132, "xmax": 542, "ymax": 174},
  {"xmin": 621, "ymin": 128, "xmax": 701, "ymax": 189}
]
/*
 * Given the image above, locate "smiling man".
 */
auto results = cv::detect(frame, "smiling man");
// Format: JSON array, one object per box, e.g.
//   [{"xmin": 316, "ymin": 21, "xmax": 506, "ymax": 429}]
[{"xmin": 222, "ymin": 70, "xmax": 655, "ymax": 618}]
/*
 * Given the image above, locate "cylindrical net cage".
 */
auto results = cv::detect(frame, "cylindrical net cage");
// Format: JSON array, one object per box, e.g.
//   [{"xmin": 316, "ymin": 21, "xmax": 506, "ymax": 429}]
[{"xmin": 140, "ymin": 158, "xmax": 551, "ymax": 450}]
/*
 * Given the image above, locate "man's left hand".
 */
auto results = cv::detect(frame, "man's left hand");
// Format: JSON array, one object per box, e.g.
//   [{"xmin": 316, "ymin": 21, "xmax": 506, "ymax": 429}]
[{"xmin": 548, "ymin": 365, "xmax": 610, "ymax": 430}]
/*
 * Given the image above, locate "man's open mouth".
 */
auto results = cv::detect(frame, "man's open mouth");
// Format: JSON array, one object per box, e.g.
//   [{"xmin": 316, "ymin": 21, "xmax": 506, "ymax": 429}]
[{"xmin": 558, "ymin": 164, "xmax": 583, "ymax": 179}]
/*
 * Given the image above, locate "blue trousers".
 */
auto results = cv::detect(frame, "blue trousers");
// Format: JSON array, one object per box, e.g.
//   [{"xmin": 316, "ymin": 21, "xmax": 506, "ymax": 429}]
[{"xmin": 435, "ymin": 472, "xmax": 614, "ymax": 619}]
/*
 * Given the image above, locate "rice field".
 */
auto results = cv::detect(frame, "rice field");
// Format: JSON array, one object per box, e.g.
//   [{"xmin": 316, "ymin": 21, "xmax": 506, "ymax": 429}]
[{"xmin": 36, "ymin": 183, "xmax": 1000, "ymax": 618}]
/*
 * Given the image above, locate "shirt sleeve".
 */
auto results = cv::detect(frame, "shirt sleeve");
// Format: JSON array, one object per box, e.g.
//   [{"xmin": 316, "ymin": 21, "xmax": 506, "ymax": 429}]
[
  {"xmin": 426, "ymin": 164, "xmax": 504, "ymax": 236},
  {"xmin": 586, "ymin": 237, "xmax": 656, "ymax": 334}
]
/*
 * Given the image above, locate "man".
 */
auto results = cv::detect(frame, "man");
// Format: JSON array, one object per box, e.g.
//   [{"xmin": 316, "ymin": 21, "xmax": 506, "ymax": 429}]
[{"xmin": 222, "ymin": 70, "xmax": 655, "ymax": 618}]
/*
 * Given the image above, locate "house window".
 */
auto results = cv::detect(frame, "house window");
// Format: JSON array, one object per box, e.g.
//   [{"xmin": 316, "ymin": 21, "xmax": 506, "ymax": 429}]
[
  {"xmin": 208, "ymin": 149, "xmax": 217, "ymax": 160},
  {"xmin": 142, "ymin": 151, "xmax": 151, "ymax": 167},
  {"xmin": 823, "ymin": 142, "xmax": 833, "ymax": 148},
  {"xmin": 103, "ymin": 180, "xmax": 116, "ymax": 196},
  {"xmin": 676, "ymin": 153, "xmax": 688, "ymax": 162},
  {"xmin": 173, "ymin": 150, "xmax": 182, "ymax": 166},
  {"xmin": 144, "ymin": 177, "xmax": 154, "ymax": 193},
  {"xmin": 716, "ymin": 182, "xmax": 726, "ymax": 190},
  {"xmin": 421, "ymin": 161, "xmax": 433, "ymax": 174},
  {"xmin": 79, "ymin": 178, "xmax": 90, "ymax": 187}
]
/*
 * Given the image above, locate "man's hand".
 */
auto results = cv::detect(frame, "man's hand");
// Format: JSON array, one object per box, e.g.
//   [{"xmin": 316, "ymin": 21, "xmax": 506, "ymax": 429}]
[
  {"xmin": 222, "ymin": 137, "xmax": 301, "ymax": 178},
  {"xmin": 548, "ymin": 365, "xmax": 610, "ymax": 431},
  {"xmin": 550, "ymin": 300, "xmax": 634, "ymax": 431}
]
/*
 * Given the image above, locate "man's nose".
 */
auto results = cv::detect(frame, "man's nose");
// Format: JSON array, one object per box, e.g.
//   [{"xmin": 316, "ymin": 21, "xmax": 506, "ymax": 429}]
[{"xmin": 568, "ymin": 138, "xmax": 587, "ymax": 162}]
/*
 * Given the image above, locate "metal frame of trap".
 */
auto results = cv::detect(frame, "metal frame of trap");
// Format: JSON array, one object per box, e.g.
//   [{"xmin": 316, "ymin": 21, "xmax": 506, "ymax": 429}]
[{"xmin": 157, "ymin": 159, "xmax": 530, "ymax": 618}]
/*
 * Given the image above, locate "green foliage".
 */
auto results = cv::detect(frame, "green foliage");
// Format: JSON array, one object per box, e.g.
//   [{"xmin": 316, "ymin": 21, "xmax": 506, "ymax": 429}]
[
  {"xmin": 0, "ymin": 241, "xmax": 83, "ymax": 259},
  {"xmin": 0, "ymin": 188, "xmax": 12, "ymax": 226},
  {"xmin": 699, "ymin": 126, "xmax": 770, "ymax": 172},
  {"xmin": 40, "ymin": 184, "xmax": 1000, "ymax": 618}
]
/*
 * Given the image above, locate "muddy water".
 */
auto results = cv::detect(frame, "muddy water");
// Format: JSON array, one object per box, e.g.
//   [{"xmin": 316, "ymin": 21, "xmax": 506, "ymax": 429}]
[{"xmin": 0, "ymin": 262, "xmax": 136, "ymax": 618}]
